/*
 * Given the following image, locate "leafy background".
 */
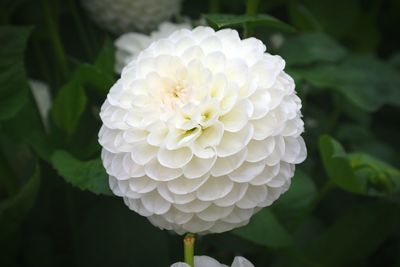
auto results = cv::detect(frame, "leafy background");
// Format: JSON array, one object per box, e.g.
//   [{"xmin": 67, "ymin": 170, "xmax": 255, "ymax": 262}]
[{"xmin": 1, "ymin": 0, "xmax": 400, "ymax": 266}]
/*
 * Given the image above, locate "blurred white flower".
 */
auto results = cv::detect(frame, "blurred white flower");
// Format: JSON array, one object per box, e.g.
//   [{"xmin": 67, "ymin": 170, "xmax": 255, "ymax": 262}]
[
  {"xmin": 29, "ymin": 80, "xmax": 51, "ymax": 130},
  {"xmin": 99, "ymin": 26, "xmax": 306, "ymax": 234},
  {"xmin": 81, "ymin": 0, "xmax": 182, "ymax": 34},
  {"xmin": 115, "ymin": 22, "xmax": 191, "ymax": 73},
  {"xmin": 270, "ymin": 33, "xmax": 285, "ymax": 49},
  {"xmin": 170, "ymin": 255, "xmax": 254, "ymax": 267}
]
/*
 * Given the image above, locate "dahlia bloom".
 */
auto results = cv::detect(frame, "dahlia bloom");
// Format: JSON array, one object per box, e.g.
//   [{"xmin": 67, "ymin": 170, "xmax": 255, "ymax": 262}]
[
  {"xmin": 99, "ymin": 26, "xmax": 306, "ymax": 234},
  {"xmin": 115, "ymin": 22, "xmax": 191, "ymax": 73},
  {"xmin": 171, "ymin": 255, "xmax": 254, "ymax": 267},
  {"xmin": 81, "ymin": 0, "xmax": 182, "ymax": 34}
]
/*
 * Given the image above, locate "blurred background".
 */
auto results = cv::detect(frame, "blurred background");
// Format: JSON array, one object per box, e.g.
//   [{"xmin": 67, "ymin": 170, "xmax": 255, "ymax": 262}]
[{"xmin": 0, "ymin": 0, "xmax": 400, "ymax": 266}]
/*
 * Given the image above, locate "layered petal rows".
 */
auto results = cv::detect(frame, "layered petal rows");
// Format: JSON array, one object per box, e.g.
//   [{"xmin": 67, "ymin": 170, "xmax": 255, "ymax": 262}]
[
  {"xmin": 81, "ymin": 0, "xmax": 182, "ymax": 34},
  {"xmin": 99, "ymin": 26, "xmax": 307, "ymax": 234}
]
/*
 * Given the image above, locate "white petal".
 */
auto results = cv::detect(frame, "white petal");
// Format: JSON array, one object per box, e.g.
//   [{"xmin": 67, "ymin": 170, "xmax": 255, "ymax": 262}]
[
  {"xmin": 214, "ymin": 183, "xmax": 248, "ymax": 207},
  {"xmin": 158, "ymin": 147, "xmax": 193, "ymax": 168},
  {"xmin": 211, "ymin": 148, "xmax": 248, "ymax": 177},
  {"xmin": 194, "ymin": 256, "xmax": 221, "ymax": 267},
  {"xmin": 196, "ymin": 176, "xmax": 234, "ymax": 201},
  {"xmin": 236, "ymin": 185, "xmax": 268, "ymax": 209},
  {"xmin": 182, "ymin": 155, "xmax": 216, "ymax": 179},
  {"xmin": 217, "ymin": 124, "xmax": 254, "ymax": 157},
  {"xmin": 197, "ymin": 205, "xmax": 234, "ymax": 222},
  {"xmin": 231, "ymin": 256, "xmax": 255, "ymax": 267},
  {"xmin": 219, "ymin": 100, "xmax": 252, "ymax": 132},
  {"xmin": 141, "ymin": 191, "xmax": 171, "ymax": 215},
  {"xmin": 167, "ymin": 174, "xmax": 209, "ymax": 195},
  {"xmin": 246, "ymin": 137, "xmax": 275, "ymax": 163},
  {"xmin": 228, "ymin": 160, "xmax": 266, "ymax": 183},
  {"xmin": 145, "ymin": 159, "xmax": 182, "ymax": 181},
  {"xmin": 129, "ymin": 177, "xmax": 157, "ymax": 194},
  {"xmin": 131, "ymin": 142, "xmax": 158, "ymax": 165},
  {"xmin": 250, "ymin": 163, "xmax": 280, "ymax": 186}
]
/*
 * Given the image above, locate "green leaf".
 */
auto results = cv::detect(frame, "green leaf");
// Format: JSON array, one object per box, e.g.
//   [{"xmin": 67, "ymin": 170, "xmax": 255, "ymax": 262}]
[
  {"xmin": 319, "ymin": 135, "xmax": 400, "ymax": 196},
  {"xmin": 95, "ymin": 38, "xmax": 116, "ymax": 76},
  {"xmin": 278, "ymin": 32, "xmax": 347, "ymax": 66},
  {"xmin": 0, "ymin": 164, "xmax": 41, "ymax": 239},
  {"xmin": 273, "ymin": 170, "xmax": 317, "ymax": 221},
  {"xmin": 296, "ymin": 55, "xmax": 400, "ymax": 112},
  {"xmin": 51, "ymin": 83, "xmax": 87, "ymax": 135},
  {"xmin": 304, "ymin": 203, "xmax": 400, "ymax": 267},
  {"xmin": 233, "ymin": 208, "xmax": 294, "ymax": 248},
  {"xmin": 74, "ymin": 197, "xmax": 170, "ymax": 267},
  {"xmin": 348, "ymin": 153, "xmax": 400, "ymax": 196},
  {"xmin": 70, "ymin": 64, "xmax": 114, "ymax": 96},
  {"xmin": 0, "ymin": 26, "xmax": 32, "ymax": 120},
  {"xmin": 2, "ymin": 95, "xmax": 53, "ymax": 162},
  {"xmin": 205, "ymin": 14, "xmax": 295, "ymax": 32},
  {"xmin": 319, "ymin": 135, "xmax": 363, "ymax": 194},
  {"xmin": 288, "ymin": 2, "xmax": 322, "ymax": 32},
  {"xmin": 51, "ymin": 150, "xmax": 112, "ymax": 196}
]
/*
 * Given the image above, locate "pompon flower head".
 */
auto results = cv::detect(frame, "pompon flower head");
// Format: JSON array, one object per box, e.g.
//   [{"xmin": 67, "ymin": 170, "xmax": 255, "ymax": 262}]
[
  {"xmin": 81, "ymin": 0, "xmax": 182, "ymax": 34},
  {"xmin": 171, "ymin": 255, "xmax": 254, "ymax": 267},
  {"xmin": 115, "ymin": 22, "xmax": 192, "ymax": 73},
  {"xmin": 99, "ymin": 26, "xmax": 307, "ymax": 234}
]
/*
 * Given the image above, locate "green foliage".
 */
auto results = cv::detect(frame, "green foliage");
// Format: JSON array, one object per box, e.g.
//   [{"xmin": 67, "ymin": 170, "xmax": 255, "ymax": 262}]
[
  {"xmin": 0, "ymin": 164, "xmax": 40, "ymax": 239},
  {"xmin": 206, "ymin": 14, "xmax": 295, "ymax": 32},
  {"xmin": 51, "ymin": 83, "xmax": 87, "ymax": 135},
  {"xmin": 1, "ymin": 0, "xmax": 400, "ymax": 266},
  {"xmin": 319, "ymin": 135, "xmax": 400, "ymax": 196},
  {"xmin": 233, "ymin": 209, "xmax": 294, "ymax": 248},
  {"xmin": 51, "ymin": 150, "xmax": 112, "ymax": 196},
  {"xmin": 278, "ymin": 33, "xmax": 347, "ymax": 66},
  {"xmin": 0, "ymin": 26, "xmax": 32, "ymax": 120}
]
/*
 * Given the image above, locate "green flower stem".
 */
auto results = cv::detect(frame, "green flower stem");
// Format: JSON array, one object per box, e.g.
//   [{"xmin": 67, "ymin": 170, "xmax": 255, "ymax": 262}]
[
  {"xmin": 209, "ymin": 0, "xmax": 220, "ymax": 13},
  {"xmin": 246, "ymin": 0, "xmax": 260, "ymax": 15},
  {"xmin": 67, "ymin": 0, "xmax": 93, "ymax": 59},
  {"xmin": 243, "ymin": 0, "xmax": 260, "ymax": 38},
  {"xmin": 41, "ymin": 0, "xmax": 70, "ymax": 80},
  {"xmin": 184, "ymin": 233, "xmax": 196, "ymax": 267}
]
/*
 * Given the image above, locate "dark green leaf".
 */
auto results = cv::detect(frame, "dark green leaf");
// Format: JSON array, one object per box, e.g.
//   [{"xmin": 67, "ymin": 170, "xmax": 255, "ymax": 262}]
[
  {"xmin": 51, "ymin": 83, "xmax": 87, "ymax": 135},
  {"xmin": 74, "ymin": 197, "xmax": 170, "ymax": 267},
  {"xmin": 233, "ymin": 208, "xmax": 293, "ymax": 248},
  {"xmin": 273, "ymin": 169, "xmax": 317, "ymax": 221},
  {"xmin": 296, "ymin": 55, "xmax": 400, "ymax": 111},
  {"xmin": 0, "ymin": 164, "xmax": 40, "ymax": 239},
  {"xmin": 70, "ymin": 64, "xmax": 114, "ymax": 96},
  {"xmin": 206, "ymin": 14, "xmax": 295, "ymax": 32},
  {"xmin": 288, "ymin": 2, "xmax": 322, "ymax": 32},
  {"xmin": 348, "ymin": 153, "xmax": 400, "ymax": 195},
  {"xmin": 51, "ymin": 150, "xmax": 112, "ymax": 196},
  {"xmin": 95, "ymin": 38, "xmax": 116, "ymax": 76},
  {"xmin": 0, "ymin": 26, "xmax": 32, "ymax": 120},
  {"xmin": 278, "ymin": 32, "xmax": 347, "ymax": 66},
  {"xmin": 305, "ymin": 203, "xmax": 400, "ymax": 267},
  {"xmin": 319, "ymin": 135, "xmax": 400, "ymax": 196},
  {"xmin": 2, "ymin": 94, "xmax": 53, "ymax": 161},
  {"xmin": 319, "ymin": 135, "xmax": 363, "ymax": 194}
]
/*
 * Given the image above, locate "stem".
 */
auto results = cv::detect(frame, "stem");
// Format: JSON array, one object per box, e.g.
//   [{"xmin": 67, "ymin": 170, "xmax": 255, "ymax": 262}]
[
  {"xmin": 41, "ymin": 0, "xmax": 70, "ymax": 80},
  {"xmin": 246, "ymin": 0, "xmax": 260, "ymax": 15},
  {"xmin": 67, "ymin": 0, "xmax": 93, "ymax": 59},
  {"xmin": 208, "ymin": 0, "xmax": 220, "ymax": 13},
  {"xmin": 243, "ymin": 0, "xmax": 260, "ymax": 38},
  {"xmin": 184, "ymin": 233, "xmax": 195, "ymax": 267}
]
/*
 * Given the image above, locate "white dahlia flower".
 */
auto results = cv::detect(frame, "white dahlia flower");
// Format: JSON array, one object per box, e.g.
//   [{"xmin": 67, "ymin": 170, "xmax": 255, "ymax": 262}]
[
  {"xmin": 99, "ymin": 26, "xmax": 306, "ymax": 234},
  {"xmin": 115, "ymin": 22, "xmax": 192, "ymax": 73},
  {"xmin": 81, "ymin": 0, "xmax": 182, "ymax": 34},
  {"xmin": 171, "ymin": 255, "xmax": 254, "ymax": 267}
]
